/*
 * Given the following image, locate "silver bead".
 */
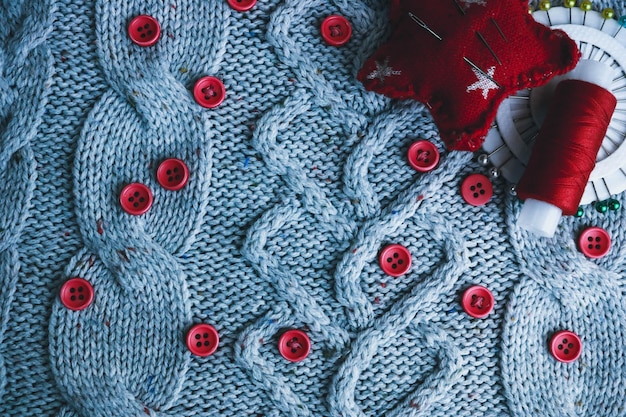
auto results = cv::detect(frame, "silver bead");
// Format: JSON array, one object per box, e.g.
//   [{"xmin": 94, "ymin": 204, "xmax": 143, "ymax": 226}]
[
  {"xmin": 508, "ymin": 184, "xmax": 517, "ymax": 196},
  {"xmin": 477, "ymin": 153, "xmax": 489, "ymax": 166},
  {"xmin": 488, "ymin": 166, "xmax": 500, "ymax": 179}
]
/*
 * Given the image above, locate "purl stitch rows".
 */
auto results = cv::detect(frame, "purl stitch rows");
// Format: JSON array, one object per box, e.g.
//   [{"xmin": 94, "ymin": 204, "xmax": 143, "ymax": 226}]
[{"xmin": 1, "ymin": 0, "xmax": 626, "ymax": 416}]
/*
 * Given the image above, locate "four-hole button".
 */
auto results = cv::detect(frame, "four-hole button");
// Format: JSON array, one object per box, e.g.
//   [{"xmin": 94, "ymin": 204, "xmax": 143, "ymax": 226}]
[
  {"xmin": 186, "ymin": 324, "xmax": 219, "ymax": 357},
  {"xmin": 193, "ymin": 76, "xmax": 226, "ymax": 109},
  {"xmin": 461, "ymin": 173, "xmax": 493, "ymax": 206},
  {"xmin": 228, "ymin": 0, "xmax": 256, "ymax": 11},
  {"xmin": 157, "ymin": 158, "xmax": 189, "ymax": 191},
  {"xmin": 120, "ymin": 183, "xmax": 153, "ymax": 215},
  {"xmin": 578, "ymin": 226, "xmax": 610, "ymax": 259},
  {"xmin": 60, "ymin": 278, "xmax": 94, "ymax": 311},
  {"xmin": 278, "ymin": 329, "xmax": 311, "ymax": 362},
  {"xmin": 407, "ymin": 140, "xmax": 440, "ymax": 173},
  {"xmin": 321, "ymin": 15, "xmax": 352, "ymax": 46},
  {"xmin": 461, "ymin": 285, "xmax": 494, "ymax": 319},
  {"xmin": 550, "ymin": 330, "xmax": 582, "ymax": 363},
  {"xmin": 378, "ymin": 244, "xmax": 412, "ymax": 277},
  {"xmin": 128, "ymin": 15, "xmax": 161, "ymax": 47}
]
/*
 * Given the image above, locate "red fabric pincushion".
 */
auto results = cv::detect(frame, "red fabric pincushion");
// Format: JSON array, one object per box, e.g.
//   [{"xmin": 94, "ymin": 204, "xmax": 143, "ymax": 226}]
[{"xmin": 358, "ymin": 0, "xmax": 580, "ymax": 151}]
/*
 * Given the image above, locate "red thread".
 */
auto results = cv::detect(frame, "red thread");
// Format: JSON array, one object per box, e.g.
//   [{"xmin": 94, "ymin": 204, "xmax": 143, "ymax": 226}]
[{"xmin": 516, "ymin": 80, "xmax": 616, "ymax": 215}]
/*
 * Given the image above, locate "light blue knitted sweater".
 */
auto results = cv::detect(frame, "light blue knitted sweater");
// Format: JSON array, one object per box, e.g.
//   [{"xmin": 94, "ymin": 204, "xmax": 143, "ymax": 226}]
[{"xmin": 1, "ymin": 0, "xmax": 626, "ymax": 416}]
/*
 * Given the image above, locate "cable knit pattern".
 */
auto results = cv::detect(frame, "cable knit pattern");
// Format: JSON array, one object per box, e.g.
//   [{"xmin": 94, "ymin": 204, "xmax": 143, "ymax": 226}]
[
  {"xmin": 2, "ymin": 0, "xmax": 626, "ymax": 416},
  {"xmin": 0, "ymin": 0, "xmax": 55, "ymax": 404}
]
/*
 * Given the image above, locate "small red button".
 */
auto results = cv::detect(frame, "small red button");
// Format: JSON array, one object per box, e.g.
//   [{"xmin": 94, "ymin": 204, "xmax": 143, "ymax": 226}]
[
  {"xmin": 120, "ymin": 183, "xmax": 153, "ymax": 215},
  {"xmin": 186, "ymin": 324, "xmax": 219, "ymax": 357},
  {"xmin": 461, "ymin": 174, "xmax": 493, "ymax": 206},
  {"xmin": 378, "ymin": 244, "xmax": 411, "ymax": 277},
  {"xmin": 128, "ymin": 15, "xmax": 161, "ymax": 47},
  {"xmin": 407, "ymin": 140, "xmax": 440, "ymax": 173},
  {"xmin": 228, "ymin": 0, "xmax": 256, "ymax": 12},
  {"xmin": 278, "ymin": 329, "xmax": 311, "ymax": 362},
  {"xmin": 578, "ymin": 226, "xmax": 611, "ymax": 259},
  {"xmin": 321, "ymin": 15, "xmax": 352, "ymax": 46},
  {"xmin": 461, "ymin": 285, "xmax": 494, "ymax": 318},
  {"xmin": 550, "ymin": 330, "xmax": 582, "ymax": 363},
  {"xmin": 60, "ymin": 278, "xmax": 94, "ymax": 311},
  {"xmin": 157, "ymin": 158, "xmax": 189, "ymax": 191},
  {"xmin": 193, "ymin": 76, "xmax": 226, "ymax": 109}
]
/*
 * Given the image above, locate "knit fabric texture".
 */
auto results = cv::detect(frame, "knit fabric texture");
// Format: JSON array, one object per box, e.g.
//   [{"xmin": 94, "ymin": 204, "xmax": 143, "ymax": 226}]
[{"xmin": 1, "ymin": 0, "xmax": 626, "ymax": 416}]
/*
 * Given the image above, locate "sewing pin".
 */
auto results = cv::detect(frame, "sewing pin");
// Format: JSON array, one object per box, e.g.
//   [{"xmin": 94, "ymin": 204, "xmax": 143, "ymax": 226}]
[
  {"xmin": 591, "ymin": 181, "xmax": 601, "ymax": 202},
  {"xmin": 408, "ymin": 12, "xmax": 443, "ymax": 41},
  {"xmin": 484, "ymin": 143, "xmax": 509, "ymax": 159},
  {"xmin": 522, "ymin": 130, "xmax": 539, "ymax": 145},
  {"xmin": 463, "ymin": 57, "xmax": 502, "ymax": 88},
  {"xmin": 476, "ymin": 31, "xmax": 502, "ymax": 65},
  {"xmin": 491, "ymin": 18, "xmax": 508, "ymax": 42},
  {"xmin": 452, "ymin": 0, "xmax": 466, "ymax": 15}
]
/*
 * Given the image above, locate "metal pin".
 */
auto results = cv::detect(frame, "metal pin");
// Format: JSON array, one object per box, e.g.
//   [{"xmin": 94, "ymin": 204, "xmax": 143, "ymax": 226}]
[
  {"xmin": 485, "ymin": 143, "xmax": 508, "ymax": 158},
  {"xmin": 509, "ymin": 95, "xmax": 530, "ymax": 100},
  {"xmin": 452, "ymin": 0, "xmax": 466, "ymax": 15},
  {"xmin": 545, "ymin": 9, "xmax": 552, "ymax": 26},
  {"xmin": 521, "ymin": 133, "xmax": 538, "ymax": 146},
  {"xmin": 591, "ymin": 181, "xmax": 601, "ymax": 202},
  {"xmin": 491, "ymin": 18, "xmax": 508, "ymax": 42},
  {"xmin": 499, "ymin": 153, "xmax": 517, "ymax": 167},
  {"xmin": 602, "ymin": 178, "xmax": 611, "ymax": 196},
  {"xmin": 476, "ymin": 32, "xmax": 502, "ymax": 65},
  {"xmin": 520, "ymin": 125, "xmax": 539, "ymax": 145},
  {"xmin": 463, "ymin": 57, "xmax": 502, "ymax": 88},
  {"xmin": 408, "ymin": 12, "xmax": 442, "ymax": 41}
]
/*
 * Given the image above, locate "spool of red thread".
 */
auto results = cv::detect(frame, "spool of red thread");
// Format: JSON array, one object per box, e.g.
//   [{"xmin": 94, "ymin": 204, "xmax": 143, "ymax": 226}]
[{"xmin": 516, "ymin": 60, "xmax": 617, "ymax": 237}]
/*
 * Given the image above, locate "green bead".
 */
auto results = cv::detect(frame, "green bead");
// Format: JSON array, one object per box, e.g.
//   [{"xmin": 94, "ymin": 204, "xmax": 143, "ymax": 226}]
[
  {"xmin": 580, "ymin": 0, "xmax": 593, "ymax": 11},
  {"xmin": 609, "ymin": 199, "xmax": 621, "ymax": 211},
  {"xmin": 564, "ymin": 0, "xmax": 576, "ymax": 7},
  {"xmin": 539, "ymin": 0, "xmax": 551, "ymax": 11},
  {"xmin": 575, "ymin": 207, "xmax": 584, "ymax": 217},
  {"xmin": 595, "ymin": 200, "xmax": 609, "ymax": 214},
  {"xmin": 602, "ymin": 7, "xmax": 615, "ymax": 19}
]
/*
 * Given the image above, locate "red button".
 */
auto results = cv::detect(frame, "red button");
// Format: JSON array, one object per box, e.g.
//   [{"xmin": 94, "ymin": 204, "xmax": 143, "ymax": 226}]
[
  {"xmin": 278, "ymin": 329, "xmax": 311, "ymax": 362},
  {"xmin": 407, "ymin": 140, "xmax": 440, "ymax": 173},
  {"xmin": 60, "ymin": 278, "xmax": 94, "ymax": 311},
  {"xmin": 461, "ymin": 174, "xmax": 493, "ymax": 206},
  {"xmin": 378, "ymin": 244, "xmax": 411, "ymax": 277},
  {"xmin": 157, "ymin": 158, "xmax": 189, "ymax": 191},
  {"xmin": 120, "ymin": 183, "xmax": 153, "ymax": 215},
  {"xmin": 186, "ymin": 324, "xmax": 219, "ymax": 357},
  {"xmin": 128, "ymin": 15, "xmax": 161, "ymax": 47},
  {"xmin": 193, "ymin": 76, "xmax": 226, "ymax": 109},
  {"xmin": 550, "ymin": 330, "xmax": 582, "ymax": 363},
  {"xmin": 228, "ymin": 0, "xmax": 256, "ymax": 11},
  {"xmin": 461, "ymin": 285, "xmax": 494, "ymax": 318},
  {"xmin": 578, "ymin": 226, "xmax": 611, "ymax": 259},
  {"xmin": 321, "ymin": 15, "xmax": 352, "ymax": 46}
]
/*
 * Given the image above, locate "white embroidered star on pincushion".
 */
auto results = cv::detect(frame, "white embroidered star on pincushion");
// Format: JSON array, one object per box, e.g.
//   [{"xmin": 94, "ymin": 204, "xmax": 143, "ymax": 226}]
[
  {"xmin": 367, "ymin": 58, "xmax": 402, "ymax": 83},
  {"xmin": 467, "ymin": 65, "xmax": 498, "ymax": 99},
  {"xmin": 358, "ymin": 0, "xmax": 580, "ymax": 151}
]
